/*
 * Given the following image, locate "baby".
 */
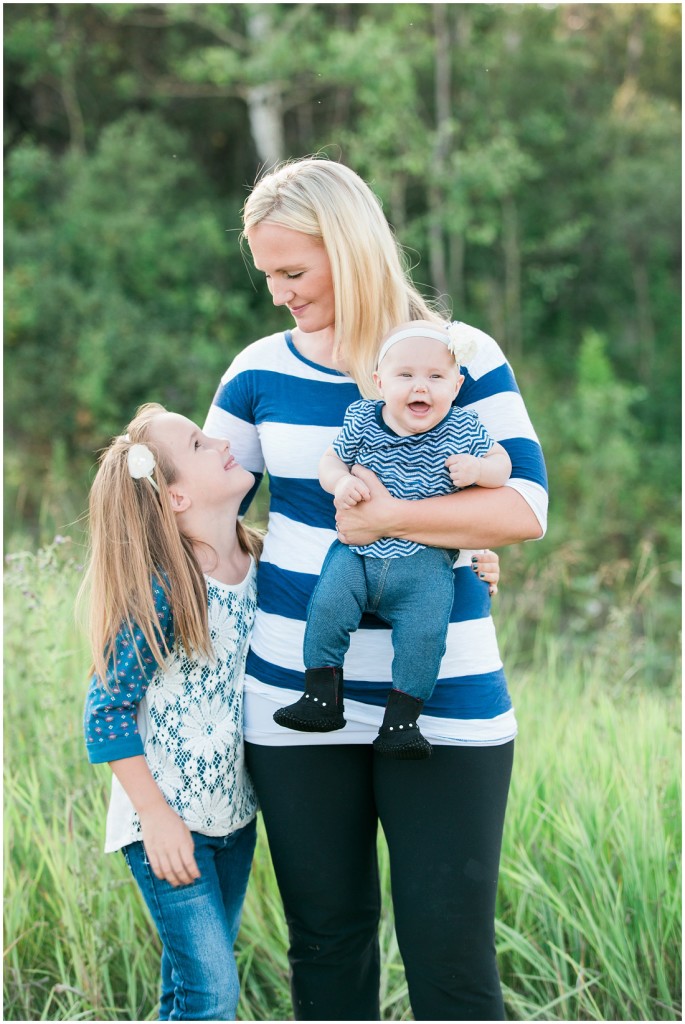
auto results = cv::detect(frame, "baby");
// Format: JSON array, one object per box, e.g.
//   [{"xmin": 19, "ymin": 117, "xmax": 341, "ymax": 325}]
[{"xmin": 274, "ymin": 320, "xmax": 512, "ymax": 759}]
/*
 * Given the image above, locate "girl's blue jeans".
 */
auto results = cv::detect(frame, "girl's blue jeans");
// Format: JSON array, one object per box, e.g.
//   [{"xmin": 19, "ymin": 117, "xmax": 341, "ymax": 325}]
[
  {"xmin": 122, "ymin": 817, "xmax": 257, "ymax": 1021},
  {"xmin": 304, "ymin": 541, "xmax": 456, "ymax": 701}
]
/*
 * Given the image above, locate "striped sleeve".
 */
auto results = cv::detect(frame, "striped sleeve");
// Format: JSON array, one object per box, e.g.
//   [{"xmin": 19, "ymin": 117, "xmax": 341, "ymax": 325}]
[
  {"xmin": 457, "ymin": 328, "xmax": 548, "ymax": 533},
  {"xmin": 331, "ymin": 400, "xmax": 370, "ymax": 466}
]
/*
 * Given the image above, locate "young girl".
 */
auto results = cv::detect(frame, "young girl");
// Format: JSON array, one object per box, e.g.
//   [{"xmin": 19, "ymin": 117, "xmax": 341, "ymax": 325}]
[
  {"xmin": 82, "ymin": 402, "xmax": 262, "ymax": 1022},
  {"xmin": 273, "ymin": 320, "xmax": 512, "ymax": 758}
]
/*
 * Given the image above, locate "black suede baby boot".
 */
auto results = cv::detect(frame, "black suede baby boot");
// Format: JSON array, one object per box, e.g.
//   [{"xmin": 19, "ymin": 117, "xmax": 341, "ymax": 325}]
[
  {"xmin": 273, "ymin": 667, "xmax": 346, "ymax": 732},
  {"xmin": 372, "ymin": 689, "xmax": 432, "ymax": 760}
]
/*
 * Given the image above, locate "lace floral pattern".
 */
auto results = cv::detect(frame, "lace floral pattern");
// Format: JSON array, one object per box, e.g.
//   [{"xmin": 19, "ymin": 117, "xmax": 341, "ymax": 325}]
[{"xmin": 110, "ymin": 567, "xmax": 258, "ymax": 848}]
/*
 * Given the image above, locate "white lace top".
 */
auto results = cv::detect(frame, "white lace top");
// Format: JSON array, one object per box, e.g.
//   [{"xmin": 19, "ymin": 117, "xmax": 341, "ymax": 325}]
[{"xmin": 84, "ymin": 561, "xmax": 258, "ymax": 853}]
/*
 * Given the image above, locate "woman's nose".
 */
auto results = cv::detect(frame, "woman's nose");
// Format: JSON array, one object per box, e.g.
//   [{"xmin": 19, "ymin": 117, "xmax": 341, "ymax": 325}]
[{"xmin": 271, "ymin": 280, "xmax": 294, "ymax": 307}]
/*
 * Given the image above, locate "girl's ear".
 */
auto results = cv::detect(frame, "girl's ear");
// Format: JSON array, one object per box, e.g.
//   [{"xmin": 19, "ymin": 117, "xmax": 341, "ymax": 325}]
[
  {"xmin": 167, "ymin": 487, "xmax": 191, "ymax": 514},
  {"xmin": 372, "ymin": 370, "xmax": 383, "ymax": 392}
]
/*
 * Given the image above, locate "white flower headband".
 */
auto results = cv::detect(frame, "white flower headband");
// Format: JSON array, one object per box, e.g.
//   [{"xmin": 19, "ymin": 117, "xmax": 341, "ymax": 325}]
[
  {"xmin": 376, "ymin": 321, "xmax": 479, "ymax": 369},
  {"xmin": 121, "ymin": 435, "xmax": 160, "ymax": 492}
]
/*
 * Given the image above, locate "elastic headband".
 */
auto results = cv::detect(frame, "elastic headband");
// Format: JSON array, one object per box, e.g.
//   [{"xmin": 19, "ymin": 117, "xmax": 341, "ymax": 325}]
[{"xmin": 376, "ymin": 322, "xmax": 479, "ymax": 369}]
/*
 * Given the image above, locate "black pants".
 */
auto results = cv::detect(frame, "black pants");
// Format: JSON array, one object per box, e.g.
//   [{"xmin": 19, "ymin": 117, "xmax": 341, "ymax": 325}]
[{"xmin": 246, "ymin": 740, "xmax": 514, "ymax": 1021}]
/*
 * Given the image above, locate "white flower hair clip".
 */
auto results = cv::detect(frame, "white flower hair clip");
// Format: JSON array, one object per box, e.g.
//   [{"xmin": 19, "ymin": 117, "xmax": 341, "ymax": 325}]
[
  {"xmin": 376, "ymin": 320, "xmax": 480, "ymax": 368},
  {"xmin": 445, "ymin": 322, "xmax": 479, "ymax": 367},
  {"xmin": 127, "ymin": 443, "xmax": 160, "ymax": 492}
]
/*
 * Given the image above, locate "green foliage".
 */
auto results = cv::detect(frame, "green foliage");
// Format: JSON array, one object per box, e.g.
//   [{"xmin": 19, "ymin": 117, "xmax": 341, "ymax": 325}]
[{"xmin": 3, "ymin": 541, "xmax": 681, "ymax": 1020}]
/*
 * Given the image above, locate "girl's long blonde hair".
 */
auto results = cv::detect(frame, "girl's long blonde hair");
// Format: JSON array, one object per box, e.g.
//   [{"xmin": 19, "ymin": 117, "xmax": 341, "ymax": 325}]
[
  {"xmin": 81, "ymin": 402, "xmax": 262, "ymax": 687},
  {"xmin": 242, "ymin": 157, "xmax": 446, "ymax": 398}
]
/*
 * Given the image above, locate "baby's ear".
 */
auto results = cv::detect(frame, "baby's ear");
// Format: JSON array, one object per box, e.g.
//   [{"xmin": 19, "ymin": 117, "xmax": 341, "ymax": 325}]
[{"xmin": 168, "ymin": 487, "xmax": 191, "ymax": 514}]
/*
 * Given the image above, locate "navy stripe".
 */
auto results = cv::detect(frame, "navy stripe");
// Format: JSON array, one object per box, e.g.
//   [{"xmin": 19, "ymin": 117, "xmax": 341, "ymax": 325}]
[
  {"xmin": 502, "ymin": 437, "xmax": 548, "ymax": 490},
  {"xmin": 457, "ymin": 362, "xmax": 519, "ymax": 405},
  {"xmin": 257, "ymin": 561, "xmax": 492, "ymax": 623},
  {"xmin": 246, "ymin": 651, "xmax": 511, "ymax": 720},
  {"xmin": 269, "ymin": 476, "xmax": 337, "ymax": 529},
  {"xmin": 215, "ymin": 369, "xmax": 360, "ymax": 427},
  {"xmin": 239, "ymin": 472, "xmax": 263, "ymax": 516}
]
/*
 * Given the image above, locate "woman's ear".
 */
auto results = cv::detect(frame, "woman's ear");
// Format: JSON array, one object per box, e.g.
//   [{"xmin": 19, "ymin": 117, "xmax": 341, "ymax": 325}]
[{"xmin": 167, "ymin": 487, "xmax": 191, "ymax": 514}]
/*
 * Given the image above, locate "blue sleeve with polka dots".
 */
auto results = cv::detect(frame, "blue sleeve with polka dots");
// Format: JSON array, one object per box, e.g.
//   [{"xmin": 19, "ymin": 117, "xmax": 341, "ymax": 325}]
[{"xmin": 83, "ymin": 578, "xmax": 175, "ymax": 764}]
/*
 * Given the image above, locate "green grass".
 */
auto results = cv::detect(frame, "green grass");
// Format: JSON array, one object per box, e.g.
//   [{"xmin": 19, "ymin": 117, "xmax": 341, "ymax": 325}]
[{"xmin": 4, "ymin": 538, "xmax": 681, "ymax": 1021}]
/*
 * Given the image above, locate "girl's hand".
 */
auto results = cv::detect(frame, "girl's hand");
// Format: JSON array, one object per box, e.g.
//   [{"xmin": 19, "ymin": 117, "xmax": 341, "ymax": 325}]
[
  {"xmin": 335, "ymin": 466, "xmax": 397, "ymax": 546},
  {"xmin": 139, "ymin": 803, "xmax": 201, "ymax": 888},
  {"xmin": 471, "ymin": 549, "xmax": 500, "ymax": 596}
]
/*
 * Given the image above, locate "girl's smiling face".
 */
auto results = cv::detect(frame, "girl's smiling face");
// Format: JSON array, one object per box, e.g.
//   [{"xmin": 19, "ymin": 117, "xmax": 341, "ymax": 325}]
[
  {"xmin": 148, "ymin": 413, "xmax": 254, "ymax": 508},
  {"xmin": 373, "ymin": 336, "xmax": 464, "ymax": 436},
  {"xmin": 247, "ymin": 221, "xmax": 336, "ymax": 335}
]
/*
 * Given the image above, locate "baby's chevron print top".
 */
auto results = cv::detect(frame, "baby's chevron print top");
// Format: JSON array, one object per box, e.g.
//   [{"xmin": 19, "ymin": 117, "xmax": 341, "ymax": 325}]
[{"xmin": 332, "ymin": 399, "xmax": 495, "ymax": 558}]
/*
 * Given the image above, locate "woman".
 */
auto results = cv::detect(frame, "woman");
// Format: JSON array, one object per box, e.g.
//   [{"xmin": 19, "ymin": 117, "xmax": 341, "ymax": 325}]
[{"xmin": 204, "ymin": 157, "xmax": 548, "ymax": 1021}]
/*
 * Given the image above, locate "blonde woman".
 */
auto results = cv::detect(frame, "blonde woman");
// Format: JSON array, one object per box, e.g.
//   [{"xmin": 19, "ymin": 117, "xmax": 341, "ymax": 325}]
[
  {"xmin": 205, "ymin": 157, "xmax": 548, "ymax": 1020},
  {"xmin": 82, "ymin": 403, "xmax": 262, "ymax": 1021}
]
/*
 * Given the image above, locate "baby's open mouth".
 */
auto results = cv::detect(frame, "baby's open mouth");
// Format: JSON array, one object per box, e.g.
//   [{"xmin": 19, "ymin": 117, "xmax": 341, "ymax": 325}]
[{"xmin": 408, "ymin": 402, "xmax": 431, "ymax": 413}]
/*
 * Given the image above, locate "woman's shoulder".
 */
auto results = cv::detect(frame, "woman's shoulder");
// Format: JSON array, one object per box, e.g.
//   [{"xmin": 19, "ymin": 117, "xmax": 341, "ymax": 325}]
[
  {"xmin": 450, "ymin": 320, "xmax": 507, "ymax": 379},
  {"xmin": 221, "ymin": 330, "xmax": 288, "ymax": 378}
]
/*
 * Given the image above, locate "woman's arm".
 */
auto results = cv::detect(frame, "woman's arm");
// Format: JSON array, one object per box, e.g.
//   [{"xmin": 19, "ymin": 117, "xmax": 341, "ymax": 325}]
[
  {"xmin": 337, "ymin": 328, "xmax": 547, "ymax": 550},
  {"xmin": 335, "ymin": 465, "xmax": 543, "ymax": 549}
]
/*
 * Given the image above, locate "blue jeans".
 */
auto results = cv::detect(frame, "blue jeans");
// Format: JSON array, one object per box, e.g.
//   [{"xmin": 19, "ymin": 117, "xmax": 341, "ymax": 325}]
[
  {"xmin": 122, "ymin": 818, "xmax": 257, "ymax": 1021},
  {"xmin": 303, "ymin": 541, "xmax": 456, "ymax": 701}
]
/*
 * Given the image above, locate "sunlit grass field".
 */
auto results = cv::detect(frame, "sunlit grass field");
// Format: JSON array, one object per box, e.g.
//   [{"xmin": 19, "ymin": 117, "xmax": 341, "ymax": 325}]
[{"xmin": 4, "ymin": 539, "xmax": 681, "ymax": 1021}]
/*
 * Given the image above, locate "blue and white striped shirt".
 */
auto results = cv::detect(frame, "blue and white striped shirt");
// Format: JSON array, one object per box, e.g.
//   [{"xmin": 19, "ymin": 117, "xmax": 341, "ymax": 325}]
[
  {"xmin": 332, "ymin": 399, "xmax": 496, "ymax": 558},
  {"xmin": 205, "ymin": 328, "xmax": 548, "ymax": 747}
]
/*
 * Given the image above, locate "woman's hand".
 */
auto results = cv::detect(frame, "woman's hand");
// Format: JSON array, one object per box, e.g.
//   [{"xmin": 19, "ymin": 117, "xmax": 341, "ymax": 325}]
[
  {"xmin": 139, "ymin": 802, "xmax": 201, "ymax": 888},
  {"xmin": 335, "ymin": 466, "xmax": 397, "ymax": 546},
  {"xmin": 471, "ymin": 549, "xmax": 500, "ymax": 596}
]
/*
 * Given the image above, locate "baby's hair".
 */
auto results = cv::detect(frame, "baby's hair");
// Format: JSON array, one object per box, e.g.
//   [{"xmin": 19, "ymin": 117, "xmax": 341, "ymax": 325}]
[
  {"xmin": 80, "ymin": 402, "xmax": 262, "ymax": 689},
  {"xmin": 242, "ymin": 156, "xmax": 446, "ymax": 398}
]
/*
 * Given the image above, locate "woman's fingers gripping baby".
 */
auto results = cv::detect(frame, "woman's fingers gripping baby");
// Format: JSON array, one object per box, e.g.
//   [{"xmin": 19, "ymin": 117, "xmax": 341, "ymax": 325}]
[{"xmin": 471, "ymin": 549, "xmax": 500, "ymax": 596}]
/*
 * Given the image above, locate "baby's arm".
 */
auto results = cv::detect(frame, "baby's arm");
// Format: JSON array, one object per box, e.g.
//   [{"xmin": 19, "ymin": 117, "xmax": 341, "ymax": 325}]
[
  {"xmin": 446, "ymin": 442, "xmax": 512, "ymax": 489},
  {"xmin": 320, "ymin": 445, "xmax": 371, "ymax": 510},
  {"xmin": 110, "ymin": 755, "xmax": 200, "ymax": 887}
]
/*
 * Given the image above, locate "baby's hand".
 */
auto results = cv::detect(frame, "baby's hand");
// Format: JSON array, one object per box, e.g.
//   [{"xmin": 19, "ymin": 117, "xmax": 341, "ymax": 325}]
[
  {"xmin": 334, "ymin": 473, "xmax": 371, "ymax": 511},
  {"xmin": 446, "ymin": 454, "xmax": 482, "ymax": 488}
]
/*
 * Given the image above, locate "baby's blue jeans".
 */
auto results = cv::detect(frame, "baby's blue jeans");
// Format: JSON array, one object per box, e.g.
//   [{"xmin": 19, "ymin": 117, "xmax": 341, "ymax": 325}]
[
  {"xmin": 304, "ymin": 541, "xmax": 456, "ymax": 701},
  {"xmin": 122, "ymin": 817, "xmax": 256, "ymax": 1021}
]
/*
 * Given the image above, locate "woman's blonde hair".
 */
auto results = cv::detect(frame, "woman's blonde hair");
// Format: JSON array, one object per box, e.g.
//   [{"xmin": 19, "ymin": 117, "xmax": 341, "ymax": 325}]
[
  {"xmin": 242, "ymin": 157, "xmax": 446, "ymax": 397},
  {"xmin": 80, "ymin": 402, "xmax": 262, "ymax": 688}
]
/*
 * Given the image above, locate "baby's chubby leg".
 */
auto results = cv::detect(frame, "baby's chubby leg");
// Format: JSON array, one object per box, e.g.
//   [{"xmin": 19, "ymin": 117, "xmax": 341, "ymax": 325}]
[{"xmin": 274, "ymin": 541, "xmax": 369, "ymax": 732}]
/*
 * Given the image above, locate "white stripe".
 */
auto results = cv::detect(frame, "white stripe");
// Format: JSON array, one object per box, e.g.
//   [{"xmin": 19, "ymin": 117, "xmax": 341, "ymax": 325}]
[
  {"xmin": 250, "ymin": 611, "xmax": 502, "ymax": 678},
  {"xmin": 505, "ymin": 479, "xmax": 548, "ymax": 537},
  {"xmin": 259, "ymin": 421, "xmax": 338, "ymax": 478},
  {"xmin": 244, "ymin": 680, "xmax": 517, "ymax": 747},
  {"xmin": 203, "ymin": 406, "xmax": 266, "ymax": 474},
  {"xmin": 261, "ymin": 513, "xmax": 336, "ymax": 574},
  {"xmin": 467, "ymin": 391, "xmax": 541, "ymax": 444},
  {"xmin": 220, "ymin": 331, "xmax": 354, "ymax": 384},
  {"xmin": 261, "ymin": 515, "xmax": 486, "ymax": 577},
  {"xmin": 460, "ymin": 329, "xmax": 507, "ymax": 379}
]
